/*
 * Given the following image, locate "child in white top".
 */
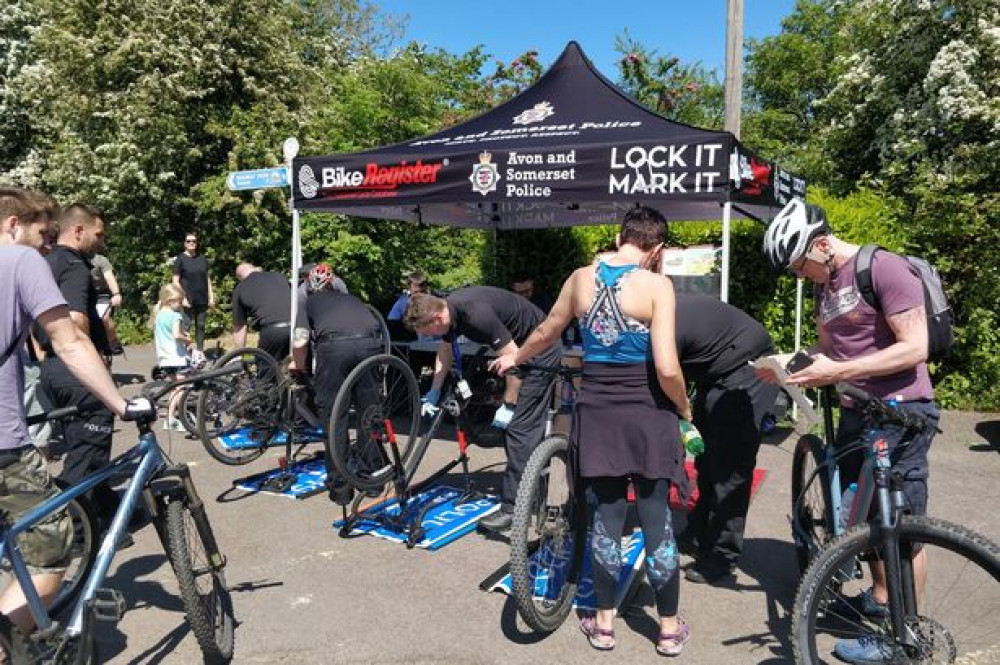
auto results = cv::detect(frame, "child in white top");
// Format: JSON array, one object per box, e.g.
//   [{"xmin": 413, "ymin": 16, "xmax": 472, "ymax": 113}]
[{"xmin": 154, "ymin": 283, "xmax": 191, "ymax": 431}]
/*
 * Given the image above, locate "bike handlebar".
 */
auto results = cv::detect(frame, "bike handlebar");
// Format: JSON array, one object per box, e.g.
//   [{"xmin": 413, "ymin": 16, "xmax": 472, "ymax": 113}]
[{"xmin": 835, "ymin": 382, "xmax": 934, "ymax": 433}]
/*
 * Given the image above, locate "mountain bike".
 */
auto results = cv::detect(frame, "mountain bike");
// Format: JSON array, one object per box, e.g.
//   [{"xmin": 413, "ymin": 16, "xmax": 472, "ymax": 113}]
[
  {"xmin": 195, "ymin": 307, "xmax": 391, "ymax": 467},
  {"xmin": 0, "ymin": 368, "xmax": 238, "ymax": 664},
  {"xmin": 327, "ymin": 346, "xmax": 493, "ymax": 547},
  {"xmin": 506, "ymin": 363, "xmax": 584, "ymax": 633},
  {"xmin": 791, "ymin": 383, "xmax": 1000, "ymax": 664}
]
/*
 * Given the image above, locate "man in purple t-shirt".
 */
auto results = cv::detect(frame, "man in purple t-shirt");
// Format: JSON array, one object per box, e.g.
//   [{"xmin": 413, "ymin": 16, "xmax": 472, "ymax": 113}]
[
  {"xmin": 0, "ymin": 186, "xmax": 152, "ymax": 630},
  {"xmin": 761, "ymin": 199, "xmax": 938, "ymax": 664}
]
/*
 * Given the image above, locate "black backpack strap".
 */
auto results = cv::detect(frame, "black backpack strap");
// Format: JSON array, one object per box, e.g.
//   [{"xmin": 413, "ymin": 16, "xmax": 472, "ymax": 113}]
[{"xmin": 854, "ymin": 244, "xmax": 883, "ymax": 310}]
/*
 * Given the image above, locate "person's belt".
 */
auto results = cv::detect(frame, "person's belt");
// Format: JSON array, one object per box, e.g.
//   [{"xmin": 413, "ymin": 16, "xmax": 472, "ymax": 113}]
[
  {"xmin": 315, "ymin": 332, "xmax": 379, "ymax": 344},
  {"xmin": 0, "ymin": 445, "xmax": 32, "ymax": 470}
]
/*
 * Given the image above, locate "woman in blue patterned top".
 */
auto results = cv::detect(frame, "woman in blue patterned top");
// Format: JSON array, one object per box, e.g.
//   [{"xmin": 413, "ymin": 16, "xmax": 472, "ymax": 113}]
[{"xmin": 491, "ymin": 206, "xmax": 692, "ymax": 656}]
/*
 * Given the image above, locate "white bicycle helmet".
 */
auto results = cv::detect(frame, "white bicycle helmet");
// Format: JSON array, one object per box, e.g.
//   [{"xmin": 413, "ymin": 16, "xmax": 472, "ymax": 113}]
[
  {"xmin": 763, "ymin": 199, "xmax": 830, "ymax": 271},
  {"xmin": 307, "ymin": 263, "xmax": 334, "ymax": 292}
]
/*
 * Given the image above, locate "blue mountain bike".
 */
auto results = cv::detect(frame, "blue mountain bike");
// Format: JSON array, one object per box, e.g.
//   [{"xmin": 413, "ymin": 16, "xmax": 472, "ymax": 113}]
[{"xmin": 1, "ymin": 367, "xmax": 238, "ymax": 664}]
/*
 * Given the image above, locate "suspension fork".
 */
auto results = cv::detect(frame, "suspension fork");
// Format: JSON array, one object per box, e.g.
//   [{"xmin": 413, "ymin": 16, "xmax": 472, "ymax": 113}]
[{"xmin": 154, "ymin": 464, "xmax": 227, "ymax": 571}]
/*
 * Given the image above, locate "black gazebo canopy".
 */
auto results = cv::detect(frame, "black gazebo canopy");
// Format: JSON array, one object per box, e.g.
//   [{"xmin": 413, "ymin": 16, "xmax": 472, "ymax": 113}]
[{"xmin": 291, "ymin": 41, "xmax": 805, "ymax": 229}]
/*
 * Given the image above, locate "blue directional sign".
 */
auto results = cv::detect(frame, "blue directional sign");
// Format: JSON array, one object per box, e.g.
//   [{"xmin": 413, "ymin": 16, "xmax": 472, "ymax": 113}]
[{"xmin": 226, "ymin": 166, "xmax": 289, "ymax": 191}]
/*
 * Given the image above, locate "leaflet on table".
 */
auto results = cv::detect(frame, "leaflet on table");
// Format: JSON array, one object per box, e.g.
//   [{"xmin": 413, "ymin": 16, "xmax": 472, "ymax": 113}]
[{"xmin": 753, "ymin": 353, "xmax": 819, "ymax": 424}]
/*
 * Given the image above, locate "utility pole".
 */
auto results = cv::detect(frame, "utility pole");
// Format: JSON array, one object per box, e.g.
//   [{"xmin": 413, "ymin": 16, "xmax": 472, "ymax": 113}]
[{"xmin": 724, "ymin": 0, "xmax": 744, "ymax": 138}]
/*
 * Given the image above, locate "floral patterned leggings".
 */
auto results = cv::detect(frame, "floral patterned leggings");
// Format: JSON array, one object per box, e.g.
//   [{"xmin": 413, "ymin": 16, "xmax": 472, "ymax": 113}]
[{"xmin": 585, "ymin": 476, "xmax": 680, "ymax": 616}]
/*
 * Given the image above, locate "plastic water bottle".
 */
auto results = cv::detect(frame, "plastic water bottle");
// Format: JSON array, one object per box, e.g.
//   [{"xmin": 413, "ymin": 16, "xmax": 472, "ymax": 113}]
[
  {"xmin": 679, "ymin": 419, "xmax": 705, "ymax": 457},
  {"xmin": 839, "ymin": 483, "xmax": 858, "ymax": 531}
]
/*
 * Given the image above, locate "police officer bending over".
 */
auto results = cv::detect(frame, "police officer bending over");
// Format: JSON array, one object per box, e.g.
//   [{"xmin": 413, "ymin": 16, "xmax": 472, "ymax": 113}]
[
  {"xmin": 232, "ymin": 262, "xmax": 295, "ymax": 361},
  {"xmin": 404, "ymin": 286, "xmax": 560, "ymax": 532},
  {"xmin": 290, "ymin": 264, "xmax": 383, "ymax": 503}
]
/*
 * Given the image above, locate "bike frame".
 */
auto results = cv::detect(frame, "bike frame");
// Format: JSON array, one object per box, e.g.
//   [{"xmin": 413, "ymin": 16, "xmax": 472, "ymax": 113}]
[{"xmin": 3, "ymin": 433, "xmax": 165, "ymax": 636}]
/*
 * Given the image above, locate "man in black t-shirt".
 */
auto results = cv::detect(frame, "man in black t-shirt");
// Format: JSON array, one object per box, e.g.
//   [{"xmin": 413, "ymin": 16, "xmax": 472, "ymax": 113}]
[
  {"xmin": 673, "ymin": 293, "xmax": 779, "ymax": 585},
  {"xmin": 404, "ymin": 286, "xmax": 561, "ymax": 532},
  {"xmin": 172, "ymin": 233, "xmax": 214, "ymax": 350},
  {"xmin": 232, "ymin": 263, "xmax": 293, "ymax": 360},
  {"xmin": 41, "ymin": 203, "xmax": 121, "ymax": 524}
]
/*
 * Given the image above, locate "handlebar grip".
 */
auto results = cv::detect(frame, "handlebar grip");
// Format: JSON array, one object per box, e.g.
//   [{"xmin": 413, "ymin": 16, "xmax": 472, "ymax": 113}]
[
  {"xmin": 835, "ymin": 382, "xmax": 927, "ymax": 432},
  {"xmin": 25, "ymin": 406, "xmax": 80, "ymax": 426}
]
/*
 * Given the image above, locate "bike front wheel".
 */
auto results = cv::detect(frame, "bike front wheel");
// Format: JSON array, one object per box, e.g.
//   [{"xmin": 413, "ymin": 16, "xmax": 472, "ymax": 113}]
[
  {"xmin": 791, "ymin": 433, "xmax": 834, "ymax": 573},
  {"xmin": 196, "ymin": 347, "xmax": 283, "ymax": 466},
  {"xmin": 792, "ymin": 515, "xmax": 1000, "ymax": 664},
  {"xmin": 510, "ymin": 435, "xmax": 582, "ymax": 633},
  {"xmin": 163, "ymin": 499, "xmax": 235, "ymax": 664},
  {"xmin": 327, "ymin": 354, "xmax": 420, "ymax": 493}
]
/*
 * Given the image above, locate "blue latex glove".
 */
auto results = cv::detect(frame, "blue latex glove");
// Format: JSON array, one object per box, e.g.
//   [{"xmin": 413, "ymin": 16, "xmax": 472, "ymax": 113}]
[
  {"xmin": 421, "ymin": 389, "xmax": 441, "ymax": 417},
  {"xmin": 492, "ymin": 403, "xmax": 515, "ymax": 430}
]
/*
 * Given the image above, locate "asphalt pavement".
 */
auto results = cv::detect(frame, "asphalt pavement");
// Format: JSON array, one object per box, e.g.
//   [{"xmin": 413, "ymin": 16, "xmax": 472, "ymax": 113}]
[{"xmin": 94, "ymin": 343, "xmax": 1000, "ymax": 664}]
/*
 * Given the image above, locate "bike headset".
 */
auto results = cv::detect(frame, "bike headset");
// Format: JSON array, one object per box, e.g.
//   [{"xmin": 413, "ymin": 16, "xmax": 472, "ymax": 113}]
[{"xmin": 763, "ymin": 199, "xmax": 830, "ymax": 272}]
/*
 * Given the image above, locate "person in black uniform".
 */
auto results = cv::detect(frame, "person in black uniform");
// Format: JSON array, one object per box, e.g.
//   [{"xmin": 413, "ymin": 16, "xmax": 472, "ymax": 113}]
[
  {"xmin": 39, "ymin": 203, "xmax": 120, "ymax": 523},
  {"xmin": 232, "ymin": 263, "xmax": 293, "ymax": 360},
  {"xmin": 290, "ymin": 264, "xmax": 384, "ymax": 504},
  {"xmin": 673, "ymin": 293, "xmax": 779, "ymax": 584},
  {"xmin": 403, "ymin": 286, "xmax": 561, "ymax": 532},
  {"xmin": 172, "ymin": 232, "xmax": 214, "ymax": 350}
]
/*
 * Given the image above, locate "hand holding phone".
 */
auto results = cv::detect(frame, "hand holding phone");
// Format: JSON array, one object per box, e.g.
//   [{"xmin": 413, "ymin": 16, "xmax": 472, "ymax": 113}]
[{"xmin": 785, "ymin": 351, "xmax": 815, "ymax": 374}]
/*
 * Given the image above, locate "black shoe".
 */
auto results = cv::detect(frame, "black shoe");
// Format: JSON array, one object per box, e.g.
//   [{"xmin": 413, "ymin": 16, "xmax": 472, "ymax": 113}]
[
  {"xmin": 684, "ymin": 558, "xmax": 736, "ymax": 585},
  {"xmin": 675, "ymin": 533, "xmax": 699, "ymax": 557},
  {"xmin": 478, "ymin": 510, "xmax": 513, "ymax": 533}
]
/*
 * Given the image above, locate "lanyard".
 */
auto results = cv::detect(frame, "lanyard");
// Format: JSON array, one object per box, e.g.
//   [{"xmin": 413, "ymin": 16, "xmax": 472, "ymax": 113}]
[{"xmin": 451, "ymin": 338, "xmax": 464, "ymax": 379}]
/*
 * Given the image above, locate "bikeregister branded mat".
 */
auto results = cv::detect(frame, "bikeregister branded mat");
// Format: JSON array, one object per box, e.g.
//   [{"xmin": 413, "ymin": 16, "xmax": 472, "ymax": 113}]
[
  {"xmin": 217, "ymin": 425, "xmax": 326, "ymax": 451},
  {"xmin": 233, "ymin": 455, "xmax": 328, "ymax": 499},
  {"xmin": 483, "ymin": 532, "xmax": 646, "ymax": 612},
  {"xmin": 332, "ymin": 484, "xmax": 501, "ymax": 551}
]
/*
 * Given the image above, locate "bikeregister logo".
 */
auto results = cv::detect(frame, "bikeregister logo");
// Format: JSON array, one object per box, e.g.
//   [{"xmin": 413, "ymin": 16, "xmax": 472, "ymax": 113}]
[{"xmin": 305, "ymin": 158, "xmax": 448, "ymax": 199}]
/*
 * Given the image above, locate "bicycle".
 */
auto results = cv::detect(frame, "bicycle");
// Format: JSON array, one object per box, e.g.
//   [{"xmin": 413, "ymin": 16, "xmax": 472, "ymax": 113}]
[
  {"xmin": 791, "ymin": 383, "xmax": 1000, "ymax": 664},
  {"xmin": 326, "ymin": 345, "xmax": 495, "ymax": 547},
  {"xmin": 0, "ymin": 369, "xmax": 238, "ymax": 664},
  {"xmin": 194, "ymin": 306, "xmax": 391, "ymax": 468},
  {"xmin": 505, "ymin": 363, "xmax": 585, "ymax": 633}
]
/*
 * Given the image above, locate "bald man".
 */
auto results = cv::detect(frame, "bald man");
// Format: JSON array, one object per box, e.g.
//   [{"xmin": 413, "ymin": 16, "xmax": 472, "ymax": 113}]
[{"xmin": 231, "ymin": 263, "xmax": 295, "ymax": 360}]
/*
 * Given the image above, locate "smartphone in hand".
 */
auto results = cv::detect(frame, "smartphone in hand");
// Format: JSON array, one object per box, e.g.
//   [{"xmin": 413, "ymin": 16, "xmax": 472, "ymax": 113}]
[{"xmin": 785, "ymin": 351, "xmax": 815, "ymax": 374}]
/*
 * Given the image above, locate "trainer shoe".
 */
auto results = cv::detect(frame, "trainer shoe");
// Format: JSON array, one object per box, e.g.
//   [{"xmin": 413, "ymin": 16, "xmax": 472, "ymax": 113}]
[
  {"xmin": 828, "ymin": 588, "xmax": 889, "ymax": 620},
  {"xmin": 833, "ymin": 635, "xmax": 897, "ymax": 664},
  {"xmin": 684, "ymin": 557, "xmax": 736, "ymax": 585},
  {"xmin": 478, "ymin": 509, "xmax": 513, "ymax": 533}
]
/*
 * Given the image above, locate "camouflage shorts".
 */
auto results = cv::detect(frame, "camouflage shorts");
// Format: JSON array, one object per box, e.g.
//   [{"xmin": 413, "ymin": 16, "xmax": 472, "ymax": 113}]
[{"xmin": 0, "ymin": 446, "xmax": 72, "ymax": 574}]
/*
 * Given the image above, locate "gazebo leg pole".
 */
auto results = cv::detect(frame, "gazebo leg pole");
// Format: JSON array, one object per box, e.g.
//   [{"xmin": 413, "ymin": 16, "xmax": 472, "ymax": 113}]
[{"xmin": 720, "ymin": 201, "xmax": 732, "ymax": 302}]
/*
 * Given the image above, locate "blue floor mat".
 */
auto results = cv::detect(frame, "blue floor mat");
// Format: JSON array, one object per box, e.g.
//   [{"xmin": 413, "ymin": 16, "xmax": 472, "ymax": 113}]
[
  {"xmin": 218, "ymin": 425, "xmax": 326, "ymax": 450},
  {"xmin": 233, "ymin": 456, "xmax": 328, "ymax": 499},
  {"xmin": 484, "ymin": 531, "xmax": 646, "ymax": 612},
  {"xmin": 333, "ymin": 484, "xmax": 501, "ymax": 551}
]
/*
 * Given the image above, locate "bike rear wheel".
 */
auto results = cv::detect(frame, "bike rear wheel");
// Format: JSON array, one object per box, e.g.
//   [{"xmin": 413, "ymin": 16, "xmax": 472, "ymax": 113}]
[
  {"xmin": 510, "ymin": 435, "xmax": 582, "ymax": 633},
  {"xmin": 792, "ymin": 515, "xmax": 1000, "ymax": 664},
  {"xmin": 179, "ymin": 386, "xmax": 200, "ymax": 435},
  {"xmin": 196, "ymin": 347, "xmax": 283, "ymax": 465},
  {"xmin": 327, "ymin": 354, "xmax": 420, "ymax": 493},
  {"xmin": 792, "ymin": 434, "xmax": 834, "ymax": 573},
  {"xmin": 163, "ymin": 498, "xmax": 234, "ymax": 664},
  {"xmin": 48, "ymin": 482, "xmax": 100, "ymax": 616},
  {"xmin": 365, "ymin": 304, "xmax": 391, "ymax": 356}
]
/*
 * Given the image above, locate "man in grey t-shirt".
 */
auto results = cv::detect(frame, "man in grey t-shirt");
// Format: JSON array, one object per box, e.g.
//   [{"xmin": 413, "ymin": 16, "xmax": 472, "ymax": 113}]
[{"xmin": 0, "ymin": 186, "xmax": 151, "ymax": 630}]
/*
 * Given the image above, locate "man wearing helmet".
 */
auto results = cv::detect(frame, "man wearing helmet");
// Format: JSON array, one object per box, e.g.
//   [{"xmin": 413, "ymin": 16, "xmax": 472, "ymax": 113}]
[
  {"xmin": 291, "ymin": 263, "xmax": 383, "ymax": 503},
  {"xmin": 760, "ymin": 199, "xmax": 938, "ymax": 664}
]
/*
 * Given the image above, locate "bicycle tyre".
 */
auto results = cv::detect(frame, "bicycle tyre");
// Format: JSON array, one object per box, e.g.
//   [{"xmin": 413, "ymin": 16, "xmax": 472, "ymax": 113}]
[
  {"xmin": 792, "ymin": 515, "xmax": 1000, "ymax": 665},
  {"xmin": 791, "ymin": 434, "xmax": 833, "ymax": 573},
  {"xmin": 327, "ymin": 354, "xmax": 420, "ymax": 493},
  {"xmin": 179, "ymin": 386, "xmax": 200, "ymax": 436},
  {"xmin": 196, "ymin": 347, "xmax": 282, "ymax": 466},
  {"xmin": 163, "ymin": 499, "xmax": 235, "ymax": 664},
  {"xmin": 365, "ymin": 304, "xmax": 391, "ymax": 356},
  {"xmin": 510, "ymin": 435, "xmax": 580, "ymax": 633},
  {"xmin": 48, "ymin": 482, "xmax": 100, "ymax": 617}
]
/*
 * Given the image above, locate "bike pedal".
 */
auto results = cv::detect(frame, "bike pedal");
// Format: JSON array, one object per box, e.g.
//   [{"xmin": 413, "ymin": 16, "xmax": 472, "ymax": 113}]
[{"xmin": 91, "ymin": 588, "xmax": 126, "ymax": 622}]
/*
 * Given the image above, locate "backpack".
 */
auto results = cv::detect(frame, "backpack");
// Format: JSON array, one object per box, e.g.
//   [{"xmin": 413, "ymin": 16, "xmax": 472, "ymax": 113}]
[{"xmin": 855, "ymin": 244, "xmax": 954, "ymax": 361}]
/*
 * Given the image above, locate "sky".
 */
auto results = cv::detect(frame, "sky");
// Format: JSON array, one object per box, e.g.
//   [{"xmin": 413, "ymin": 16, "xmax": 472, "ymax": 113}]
[{"xmin": 376, "ymin": 0, "xmax": 799, "ymax": 79}]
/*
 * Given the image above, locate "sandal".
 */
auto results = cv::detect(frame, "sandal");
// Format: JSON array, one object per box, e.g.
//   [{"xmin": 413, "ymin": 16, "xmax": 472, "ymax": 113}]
[
  {"xmin": 579, "ymin": 615, "xmax": 616, "ymax": 651},
  {"xmin": 656, "ymin": 618, "xmax": 691, "ymax": 657}
]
